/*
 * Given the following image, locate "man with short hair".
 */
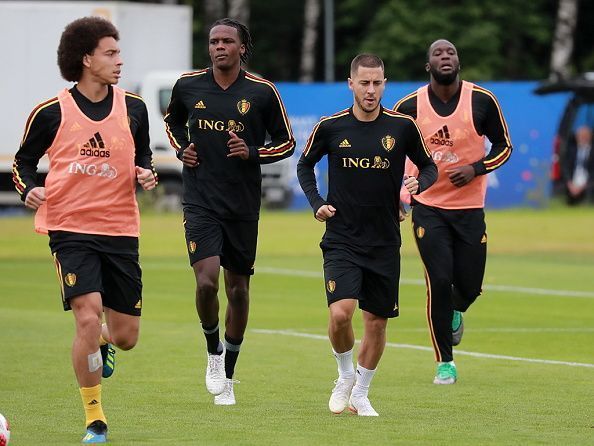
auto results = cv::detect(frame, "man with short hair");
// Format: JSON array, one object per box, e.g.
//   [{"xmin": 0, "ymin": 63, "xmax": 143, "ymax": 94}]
[
  {"xmin": 164, "ymin": 18, "xmax": 295, "ymax": 405},
  {"xmin": 13, "ymin": 16, "xmax": 156, "ymax": 443},
  {"xmin": 394, "ymin": 39, "xmax": 512, "ymax": 385},
  {"xmin": 297, "ymin": 54, "xmax": 437, "ymax": 416}
]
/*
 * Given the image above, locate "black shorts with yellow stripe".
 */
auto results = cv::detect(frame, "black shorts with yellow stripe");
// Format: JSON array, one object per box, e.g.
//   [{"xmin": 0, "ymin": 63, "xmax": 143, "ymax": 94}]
[
  {"xmin": 49, "ymin": 231, "xmax": 142, "ymax": 316},
  {"xmin": 321, "ymin": 240, "xmax": 400, "ymax": 318}
]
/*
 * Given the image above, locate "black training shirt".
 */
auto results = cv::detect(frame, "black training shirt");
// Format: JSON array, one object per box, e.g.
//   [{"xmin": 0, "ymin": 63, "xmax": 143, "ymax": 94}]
[
  {"xmin": 164, "ymin": 68, "xmax": 295, "ymax": 220},
  {"xmin": 297, "ymin": 106, "xmax": 437, "ymax": 247}
]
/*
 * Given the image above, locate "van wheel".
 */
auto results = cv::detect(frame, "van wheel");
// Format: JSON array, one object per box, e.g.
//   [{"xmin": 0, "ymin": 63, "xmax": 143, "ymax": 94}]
[
  {"xmin": 138, "ymin": 179, "xmax": 182, "ymax": 212},
  {"xmin": 264, "ymin": 189, "xmax": 293, "ymax": 210},
  {"xmin": 155, "ymin": 179, "xmax": 183, "ymax": 212}
]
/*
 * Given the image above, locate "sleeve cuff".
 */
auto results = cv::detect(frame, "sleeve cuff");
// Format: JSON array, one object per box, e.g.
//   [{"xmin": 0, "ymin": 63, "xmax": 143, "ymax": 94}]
[
  {"xmin": 248, "ymin": 146, "xmax": 260, "ymax": 162},
  {"xmin": 472, "ymin": 161, "xmax": 487, "ymax": 176},
  {"xmin": 313, "ymin": 198, "xmax": 327, "ymax": 214}
]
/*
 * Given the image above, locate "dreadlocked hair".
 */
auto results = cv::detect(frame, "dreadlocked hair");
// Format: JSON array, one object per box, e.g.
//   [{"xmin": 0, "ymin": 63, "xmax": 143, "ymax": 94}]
[{"xmin": 210, "ymin": 18, "xmax": 253, "ymax": 65}]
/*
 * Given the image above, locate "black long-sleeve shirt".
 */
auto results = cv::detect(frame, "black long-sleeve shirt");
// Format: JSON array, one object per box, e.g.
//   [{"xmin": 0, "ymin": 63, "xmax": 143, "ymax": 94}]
[
  {"xmin": 13, "ymin": 85, "xmax": 154, "ymax": 201},
  {"xmin": 393, "ymin": 83, "xmax": 512, "ymax": 175},
  {"xmin": 297, "ymin": 106, "xmax": 437, "ymax": 247},
  {"xmin": 164, "ymin": 68, "xmax": 295, "ymax": 220}
]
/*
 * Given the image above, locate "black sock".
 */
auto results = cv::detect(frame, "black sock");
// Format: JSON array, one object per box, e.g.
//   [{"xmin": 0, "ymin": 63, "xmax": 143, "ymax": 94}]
[
  {"xmin": 201, "ymin": 322, "xmax": 222, "ymax": 355},
  {"xmin": 224, "ymin": 334, "xmax": 243, "ymax": 379}
]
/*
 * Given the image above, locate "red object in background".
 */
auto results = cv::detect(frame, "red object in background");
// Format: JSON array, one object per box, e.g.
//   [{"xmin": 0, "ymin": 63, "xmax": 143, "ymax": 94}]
[{"xmin": 550, "ymin": 134, "xmax": 561, "ymax": 181}]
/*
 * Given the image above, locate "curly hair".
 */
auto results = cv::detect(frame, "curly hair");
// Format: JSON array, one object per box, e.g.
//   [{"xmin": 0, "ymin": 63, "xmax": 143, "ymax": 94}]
[
  {"xmin": 57, "ymin": 17, "xmax": 119, "ymax": 82},
  {"xmin": 210, "ymin": 18, "xmax": 253, "ymax": 65}
]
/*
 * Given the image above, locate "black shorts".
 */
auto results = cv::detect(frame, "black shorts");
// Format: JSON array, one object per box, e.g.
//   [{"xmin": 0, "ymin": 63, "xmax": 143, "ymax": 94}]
[
  {"xmin": 321, "ymin": 241, "xmax": 400, "ymax": 318},
  {"xmin": 49, "ymin": 231, "xmax": 142, "ymax": 316},
  {"xmin": 183, "ymin": 206, "xmax": 258, "ymax": 275}
]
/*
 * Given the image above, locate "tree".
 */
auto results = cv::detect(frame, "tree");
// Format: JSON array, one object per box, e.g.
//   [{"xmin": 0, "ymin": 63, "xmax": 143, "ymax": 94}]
[
  {"xmin": 204, "ymin": 0, "xmax": 224, "ymax": 29},
  {"xmin": 550, "ymin": 0, "xmax": 578, "ymax": 80},
  {"xmin": 300, "ymin": 0, "xmax": 321, "ymax": 82},
  {"xmin": 334, "ymin": 0, "xmax": 554, "ymax": 81},
  {"xmin": 178, "ymin": 0, "xmax": 586, "ymax": 81},
  {"xmin": 229, "ymin": 0, "xmax": 250, "ymax": 25}
]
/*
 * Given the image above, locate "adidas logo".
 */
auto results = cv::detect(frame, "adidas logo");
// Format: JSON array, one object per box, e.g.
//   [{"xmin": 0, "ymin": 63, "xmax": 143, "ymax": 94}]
[
  {"xmin": 135, "ymin": 300, "xmax": 142, "ymax": 309},
  {"xmin": 339, "ymin": 139, "xmax": 351, "ymax": 148},
  {"xmin": 83, "ymin": 132, "xmax": 105, "ymax": 149},
  {"xmin": 70, "ymin": 121, "xmax": 82, "ymax": 132},
  {"xmin": 89, "ymin": 399, "xmax": 99, "ymax": 405},
  {"xmin": 194, "ymin": 100, "xmax": 206, "ymax": 109},
  {"xmin": 430, "ymin": 125, "xmax": 453, "ymax": 147},
  {"xmin": 80, "ymin": 132, "xmax": 110, "ymax": 158}
]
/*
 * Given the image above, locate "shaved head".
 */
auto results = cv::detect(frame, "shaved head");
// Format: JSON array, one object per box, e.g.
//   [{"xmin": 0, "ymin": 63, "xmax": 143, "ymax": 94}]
[
  {"xmin": 426, "ymin": 39, "xmax": 460, "ymax": 85},
  {"xmin": 427, "ymin": 39, "xmax": 456, "ymax": 61}
]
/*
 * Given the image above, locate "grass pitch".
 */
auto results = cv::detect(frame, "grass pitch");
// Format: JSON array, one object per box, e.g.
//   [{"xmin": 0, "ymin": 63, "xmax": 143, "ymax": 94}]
[{"xmin": 0, "ymin": 206, "xmax": 593, "ymax": 445}]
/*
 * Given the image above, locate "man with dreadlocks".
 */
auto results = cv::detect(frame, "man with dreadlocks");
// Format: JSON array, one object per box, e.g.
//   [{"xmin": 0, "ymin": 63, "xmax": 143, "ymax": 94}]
[{"xmin": 164, "ymin": 18, "xmax": 295, "ymax": 405}]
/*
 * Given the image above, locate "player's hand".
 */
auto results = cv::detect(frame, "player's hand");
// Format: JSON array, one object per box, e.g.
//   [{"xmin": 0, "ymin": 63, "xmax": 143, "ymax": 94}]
[
  {"xmin": 398, "ymin": 201, "xmax": 408, "ymax": 222},
  {"xmin": 403, "ymin": 175, "xmax": 420, "ymax": 195},
  {"xmin": 315, "ymin": 204, "xmax": 336, "ymax": 222},
  {"xmin": 136, "ymin": 166, "xmax": 157, "ymax": 191},
  {"xmin": 227, "ymin": 131, "xmax": 249, "ymax": 160},
  {"xmin": 182, "ymin": 143, "xmax": 199, "ymax": 167},
  {"xmin": 446, "ymin": 165, "xmax": 475, "ymax": 187},
  {"xmin": 24, "ymin": 186, "xmax": 46, "ymax": 210}
]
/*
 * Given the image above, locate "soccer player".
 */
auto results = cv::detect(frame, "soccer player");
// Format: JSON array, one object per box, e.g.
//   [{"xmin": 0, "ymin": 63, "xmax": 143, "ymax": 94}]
[
  {"xmin": 164, "ymin": 18, "xmax": 295, "ymax": 405},
  {"xmin": 394, "ymin": 39, "xmax": 512, "ymax": 385},
  {"xmin": 12, "ymin": 17, "xmax": 156, "ymax": 443},
  {"xmin": 297, "ymin": 54, "xmax": 437, "ymax": 416}
]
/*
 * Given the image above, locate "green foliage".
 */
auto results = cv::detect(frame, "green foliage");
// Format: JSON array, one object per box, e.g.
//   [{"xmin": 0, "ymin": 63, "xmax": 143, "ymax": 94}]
[
  {"xmin": 349, "ymin": 0, "xmax": 554, "ymax": 81},
  {"xmin": 133, "ymin": 0, "xmax": 594, "ymax": 81}
]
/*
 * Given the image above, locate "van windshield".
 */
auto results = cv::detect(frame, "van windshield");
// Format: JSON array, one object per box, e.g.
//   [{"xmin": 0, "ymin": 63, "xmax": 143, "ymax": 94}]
[{"xmin": 159, "ymin": 88, "xmax": 173, "ymax": 116}]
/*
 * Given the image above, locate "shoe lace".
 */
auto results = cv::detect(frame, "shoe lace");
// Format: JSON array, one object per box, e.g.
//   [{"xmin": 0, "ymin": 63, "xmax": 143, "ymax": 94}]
[
  {"xmin": 437, "ymin": 363, "xmax": 454, "ymax": 377},
  {"xmin": 221, "ymin": 379, "xmax": 240, "ymax": 396},
  {"xmin": 207, "ymin": 353, "xmax": 223, "ymax": 374}
]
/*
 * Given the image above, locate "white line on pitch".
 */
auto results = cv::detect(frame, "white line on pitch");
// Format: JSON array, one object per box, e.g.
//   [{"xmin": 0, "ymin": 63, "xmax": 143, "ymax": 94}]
[
  {"xmin": 256, "ymin": 266, "xmax": 594, "ymax": 299},
  {"xmin": 140, "ymin": 263, "xmax": 594, "ymax": 299},
  {"xmin": 252, "ymin": 329, "xmax": 594, "ymax": 369}
]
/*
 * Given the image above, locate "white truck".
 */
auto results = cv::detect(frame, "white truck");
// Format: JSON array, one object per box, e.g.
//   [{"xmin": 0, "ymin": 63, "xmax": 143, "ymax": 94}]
[
  {"xmin": 0, "ymin": 1, "xmax": 191, "ymax": 206},
  {"xmin": 1, "ymin": 1, "xmax": 293, "ymax": 209}
]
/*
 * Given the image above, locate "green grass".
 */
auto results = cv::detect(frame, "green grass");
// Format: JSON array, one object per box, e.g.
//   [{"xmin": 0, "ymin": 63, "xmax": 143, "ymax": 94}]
[{"xmin": 1, "ymin": 207, "xmax": 593, "ymax": 445}]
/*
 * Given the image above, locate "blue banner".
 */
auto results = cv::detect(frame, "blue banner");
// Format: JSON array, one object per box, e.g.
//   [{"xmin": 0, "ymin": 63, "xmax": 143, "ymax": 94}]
[{"xmin": 276, "ymin": 81, "xmax": 569, "ymax": 209}]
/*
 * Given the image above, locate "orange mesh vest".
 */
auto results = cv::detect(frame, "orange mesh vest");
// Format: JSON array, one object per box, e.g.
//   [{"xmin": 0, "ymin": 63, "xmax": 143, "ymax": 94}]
[
  {"xmin": 35, "ymin": 87, "xmax": 139, "ymax": 236},
  {"xmin": 405, "ymin": 81, "xmax": 487, "ymax": 209}
]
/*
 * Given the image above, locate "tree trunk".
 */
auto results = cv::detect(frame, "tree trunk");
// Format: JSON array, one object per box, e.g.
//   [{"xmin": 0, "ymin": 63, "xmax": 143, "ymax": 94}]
[
  {"xmin": 204, "ymin": 0, "xmax": 225, "ymax": 30},
  {"xmin": 550, "ymin": 0, "xmax": 578, "ymax": 81},
  {"xmin": 228, "ymin": 0, "xmax": 250, "ymax": 25},
  {"xmin": 300, "ymin": 0, "xmax": 321, "ymax": 82}
]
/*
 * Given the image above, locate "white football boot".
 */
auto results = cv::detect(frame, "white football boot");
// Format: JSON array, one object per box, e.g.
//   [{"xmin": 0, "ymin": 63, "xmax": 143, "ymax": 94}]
[
  {"xmin": 214, "ymin": 379, "xmax": 239, "ymax": 406},
  {"xmin": 348, "ymin": 394, "xmax": 379, "ymax": 417},
  {"xmin": 205, "ymin": 346, "xmax": 226, "ymax": 395},
  {"xmin": 329, "ymin": 376, "xmax": 355, "ymax": 414}
]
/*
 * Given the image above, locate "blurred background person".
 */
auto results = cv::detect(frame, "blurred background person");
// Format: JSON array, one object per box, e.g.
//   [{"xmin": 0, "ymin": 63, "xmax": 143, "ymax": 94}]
[{"xmin": 564, "ymin": 125, "xmax": 594, "ymax": 205}]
